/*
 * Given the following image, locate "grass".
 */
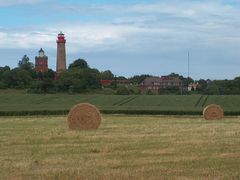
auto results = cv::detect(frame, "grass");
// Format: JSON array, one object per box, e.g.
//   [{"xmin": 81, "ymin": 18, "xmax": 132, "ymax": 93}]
[
  {"xmin": 1, "ymin": 94, "xmax": 240, "ymax": 115},
  {"xmin": 206, "ymin": 95, "xmax": 240, "ymax": 111},
  {"xmin": 0, "ymin": 115, "xmax": 240, "ymax": 179}
]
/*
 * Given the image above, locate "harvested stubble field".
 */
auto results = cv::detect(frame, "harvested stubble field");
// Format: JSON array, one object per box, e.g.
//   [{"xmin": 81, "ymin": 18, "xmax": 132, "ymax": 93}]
[{"xmin": 0, "ymin": 115, "xmax": 240, "ymax": 179}]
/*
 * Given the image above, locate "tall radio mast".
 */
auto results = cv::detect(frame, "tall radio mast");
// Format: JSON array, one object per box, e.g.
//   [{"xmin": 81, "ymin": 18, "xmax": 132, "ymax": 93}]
[{"xmin": 188, "ymin": 51, "xmax": 190, "ymax": 80}]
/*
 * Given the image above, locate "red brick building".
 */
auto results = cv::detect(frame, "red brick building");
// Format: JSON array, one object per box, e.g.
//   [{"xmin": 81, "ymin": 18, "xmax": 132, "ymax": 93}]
[
  {"xmin": 35, "ymin": 48, "xmax": 48, "ymax": 73},
  {"xmin": 139, "ymin": 76, "xmax": 183, "ymax": 93},
  {"xmin": 100, "ymin": 79, "xmax": 130, "ymax": 86}
]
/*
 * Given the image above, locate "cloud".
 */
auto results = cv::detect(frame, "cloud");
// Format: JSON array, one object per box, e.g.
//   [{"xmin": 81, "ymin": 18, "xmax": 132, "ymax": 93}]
[
  {"xmin": 0, "ymin": 30, "xmax": 54, "ymax": 50},
  {"xmin": 0, "ymin": 23, "xmax": 179, "ymax": 55},
  {"xmin": 41, "ymin": 1, "xmax": 240, "ymax": 49},
  {"xmin": 0, "ymin": 0, "xmax": 43, "ymax": 6},
  {"xmin": 1, "ymin": 0, "xmax": 240, "ymax": 79}
]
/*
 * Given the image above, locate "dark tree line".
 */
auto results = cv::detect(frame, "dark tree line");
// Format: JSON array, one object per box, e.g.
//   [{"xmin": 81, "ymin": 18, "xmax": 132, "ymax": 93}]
[
  {"xmin": 27, "ymin": 57, "xmax": 104, "ymax": 93},
  {"xmin": 200, "ymin": 78, "xmax": 240, "ymax": 95},
  {"xmin": 0, "ymin": 56, "xmax": 112, "ymax": 93},
  {"xmin": 1, "ymin": 55, "xmax": 240, "ymax": 94}
]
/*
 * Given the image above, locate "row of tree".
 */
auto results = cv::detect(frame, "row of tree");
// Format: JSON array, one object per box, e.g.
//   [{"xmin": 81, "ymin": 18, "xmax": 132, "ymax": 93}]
[
  {"xmin": 0, "ymin": 55, "xmax": 124, "ymax": 93},
  {"xmin": 0, "ymin": 55, "xmax": 240, "ymax": 94},
  {"xmin": 200, "ymin": 78, "xmax": 240, "ymax": 95},
  {"xmin": 156, "ymin": 73, "xmax": 240, "ymax": 95}
]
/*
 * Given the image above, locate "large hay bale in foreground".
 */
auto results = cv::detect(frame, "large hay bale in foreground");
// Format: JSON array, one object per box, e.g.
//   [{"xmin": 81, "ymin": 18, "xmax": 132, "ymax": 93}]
[
  {"xmin": 67, "ymin": 103, "xmax": 101, "ymax": 130},
  {"xmin": 203, "ymin": 104, "xmax": 224, "ymax": 120}
]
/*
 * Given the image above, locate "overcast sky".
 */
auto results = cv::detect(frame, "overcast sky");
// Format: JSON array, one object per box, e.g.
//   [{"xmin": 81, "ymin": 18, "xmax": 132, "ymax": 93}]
[{"xmin": 0, "ymin": 0, "xmax": 240, "ymax": 80}]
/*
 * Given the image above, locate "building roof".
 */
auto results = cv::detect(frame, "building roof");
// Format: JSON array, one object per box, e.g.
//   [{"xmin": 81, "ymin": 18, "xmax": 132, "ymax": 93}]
[
  {"xmin": 141, "ymin": 76, "xmax": 182, "ymax": 86},
  {"xmin": 160, "ymin": 76, "xmax": 182, "ymax": 83},
  {"xmin": 58, "ymin": 31, "xmax": 64, "ymax": 35},
  {"xmin": 39, "ymin": 48, "xmax": 44, "ymax": 53},
  {"xmin": 36, "ymin": 48, "xmax": 48, "ymax": 58},
  {"xmin": 141, "ymin": 77, "xmax": 160, "ymax": 86}
]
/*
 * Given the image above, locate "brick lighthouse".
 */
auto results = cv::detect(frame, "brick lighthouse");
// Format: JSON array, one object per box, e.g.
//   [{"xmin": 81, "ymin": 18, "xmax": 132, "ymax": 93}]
[
  {"xmin": 35, "ymin": 48, "xmax": 48, "ymax": 73},
  {"xmin": 56, "ymin": 32, "xmax": 66, "ymax": 75}
]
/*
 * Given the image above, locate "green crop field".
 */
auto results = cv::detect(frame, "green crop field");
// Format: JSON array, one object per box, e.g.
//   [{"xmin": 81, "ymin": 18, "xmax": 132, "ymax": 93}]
[
  {"xmin": 0, "ymin": 115, "xmax": 239, "ymax": 179},
  {"xmin": 1, "ymin": 93, "xmax": 240, "ymax": 115}
]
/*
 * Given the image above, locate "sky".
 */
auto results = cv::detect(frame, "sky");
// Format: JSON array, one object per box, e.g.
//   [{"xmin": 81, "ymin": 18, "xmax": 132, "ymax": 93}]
[{"xmin": 0, "ymin": 0, "xmax": 240, "ymax": 80}]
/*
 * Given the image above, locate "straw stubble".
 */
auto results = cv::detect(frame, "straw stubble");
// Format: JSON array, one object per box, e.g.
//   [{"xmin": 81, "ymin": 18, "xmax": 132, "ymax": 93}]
[
  {"xmin": 67, "ymin": 103, "xmax": 101, "ymax": 130},
  {"xmin": 203, "ymin": 104, "xmax": 224, "ymax": 120}
]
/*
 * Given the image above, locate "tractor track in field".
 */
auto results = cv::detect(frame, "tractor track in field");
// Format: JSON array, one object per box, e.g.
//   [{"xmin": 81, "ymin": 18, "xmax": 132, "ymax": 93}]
[
  {"xmin": 195, "ymin": 95, "xmax": 209, "ymax": 107},
  {"xmin": 195, "ymin": 95, "xmax": 204, "ymax": 107},
  {"xmin": 118, "ymin": 96, "xmax": 138, "ymax": 106},
  {"xmin": 201, "ymin": 95, "xmax": 209, "ymax": 107},
  {"xmin": 113, "ymin": 96, "xmax": 138, "ymax": 106}
]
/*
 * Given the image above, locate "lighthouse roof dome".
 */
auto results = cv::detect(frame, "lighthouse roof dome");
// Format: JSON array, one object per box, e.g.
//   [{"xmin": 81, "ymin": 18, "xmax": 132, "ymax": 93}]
[
  {"xmin": 39, "ymin": 48, "xmax": 44, "ymax": 53},
  {"xmin": 37, "ymin": 48, "xmax": 47, "ymax": 58},
  {"xmin": 58, "ymin": 31, "xmax": 64, "ymax": 35}
]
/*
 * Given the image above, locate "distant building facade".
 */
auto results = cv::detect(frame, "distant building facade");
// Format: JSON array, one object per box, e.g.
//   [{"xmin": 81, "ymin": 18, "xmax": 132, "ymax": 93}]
[
  {"xmin": 100, "ymin": 79, "xmax": 130, "ymax": 87},
  {"xmin": 188, "ymin": 82, "xmax": 199, "ymax": 91},
  {"xmin": 35, "ymin": 48, "xmax": 48, "ymax": 73},
  {"xmin": 56, "ymin": 32, "xmax": 66, "ymax": 75},
  {"xmin": 139, "ymin": 76, "xmax": 183, "ymax": 93}
]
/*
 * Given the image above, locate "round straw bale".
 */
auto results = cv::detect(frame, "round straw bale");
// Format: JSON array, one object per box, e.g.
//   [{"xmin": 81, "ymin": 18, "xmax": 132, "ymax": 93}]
[
  {"xmin": 203, "ymin": 104, "xmax": 224, "ymax": 120},
  {"xmin": 67, "ymin": 103, "xmax": 101, "ymax": 130}
]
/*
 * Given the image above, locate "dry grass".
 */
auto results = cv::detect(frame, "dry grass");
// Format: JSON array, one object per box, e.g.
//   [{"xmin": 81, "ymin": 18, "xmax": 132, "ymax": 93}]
[
  {"xmin": 0, "ymin": 115, "xmax": 240, "ymax": 179},
  {"xmin": 203, "ymin": 104, "xmax": 224, "ymax": 120},
  {"xmin": 67, "ymin": 103, "xmax": 101, "ymax": 130}
]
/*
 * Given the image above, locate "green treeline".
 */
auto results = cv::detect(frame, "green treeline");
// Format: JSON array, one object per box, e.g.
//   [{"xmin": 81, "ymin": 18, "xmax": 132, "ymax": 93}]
[
  {"xmin": 0, "ymin": 55, "xmax": 240, "ymax": 95},
  {"xmin": 0, "ymin": 57, "xmax": 104, "ymax": 94}
]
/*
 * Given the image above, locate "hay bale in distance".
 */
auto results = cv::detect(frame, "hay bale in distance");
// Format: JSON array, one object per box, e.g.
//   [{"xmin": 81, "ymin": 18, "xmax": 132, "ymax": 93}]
[
  {"xmin": 67, "ymin": 103, "xmax": 101, "ymax": 130},
  {"xmin": 203, "ymin": 104, "xmax": 224, "ymax": 120}
]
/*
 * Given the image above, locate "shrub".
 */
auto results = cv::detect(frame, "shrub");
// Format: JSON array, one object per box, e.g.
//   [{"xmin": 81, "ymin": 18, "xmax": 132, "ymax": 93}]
[
  {"xmin": 0, "ymin": 82, "xmax": 7, "ymax": 89},
  {"xmin": 100, "ymin": 88, "xmax": 116, "ymax": 95},
  {"xmin": 116, "ymin": 86, "xmax": 130, "ymax": 95}
]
